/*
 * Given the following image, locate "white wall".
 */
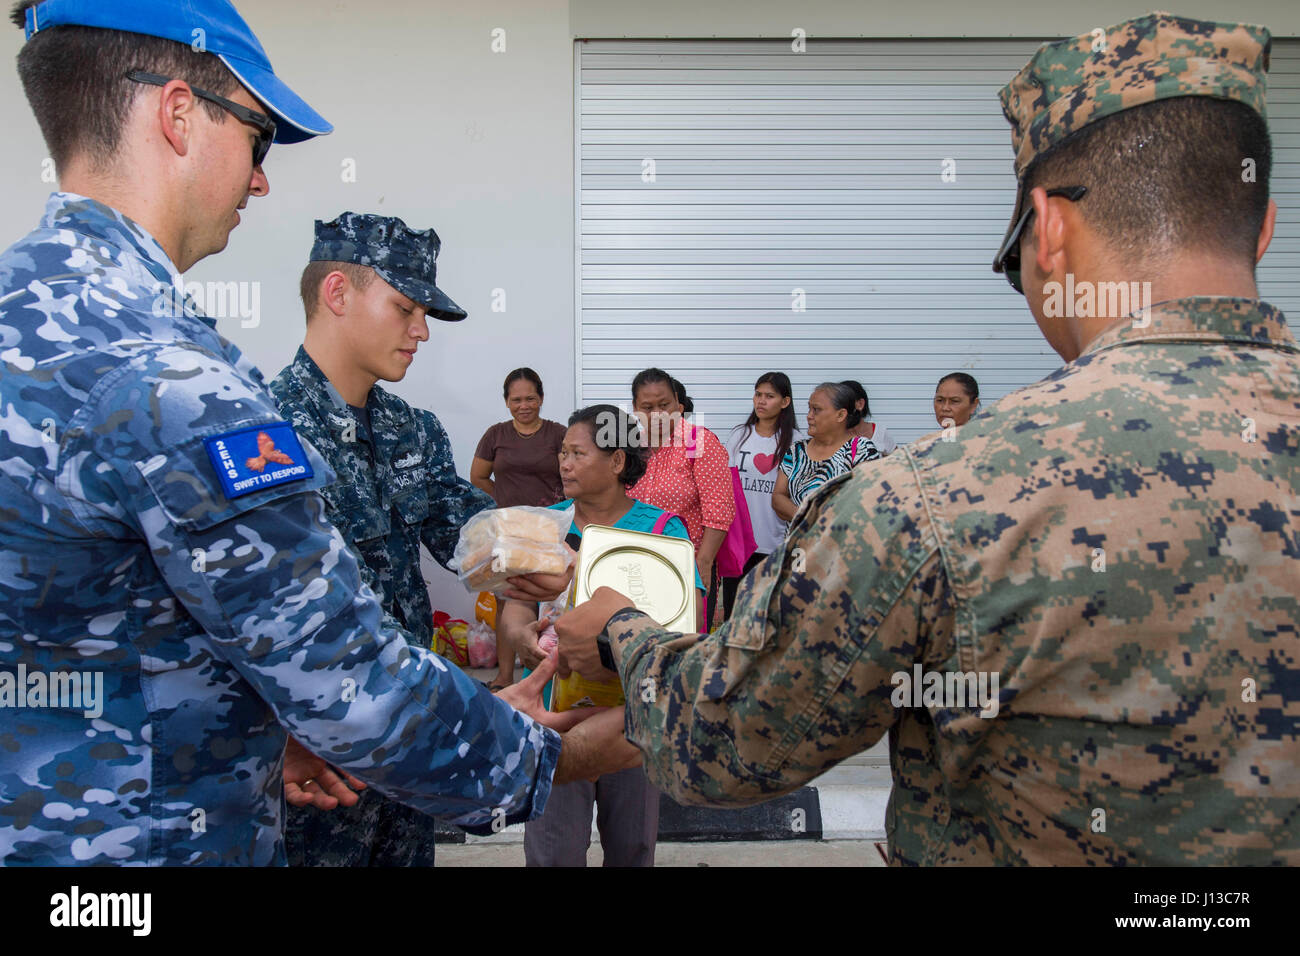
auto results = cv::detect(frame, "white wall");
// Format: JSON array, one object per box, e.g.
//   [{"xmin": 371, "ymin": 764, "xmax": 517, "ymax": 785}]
[
  {"xmin": 1, "ymin": 0, "xmax": 576, "ymax": 620},
  {"xmin": 2, "ymin": 0, "xmax": 1295, "ymax": 619}
]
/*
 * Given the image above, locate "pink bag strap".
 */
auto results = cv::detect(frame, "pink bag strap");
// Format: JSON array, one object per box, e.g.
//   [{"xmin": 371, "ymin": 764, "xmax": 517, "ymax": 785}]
[
  {"xmin": 850, "ymin": 436, "xmax": 860, "ymax": 459},
  {"xmin": 651, "ymin": 510, "xmax": 678, "ymax": 535}
]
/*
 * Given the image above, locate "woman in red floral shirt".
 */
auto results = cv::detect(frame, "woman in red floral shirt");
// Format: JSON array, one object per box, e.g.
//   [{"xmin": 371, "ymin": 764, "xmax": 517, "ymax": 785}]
[{"xmin": 628, "ymin": 368, "xmax": 735, "ymax": 624}]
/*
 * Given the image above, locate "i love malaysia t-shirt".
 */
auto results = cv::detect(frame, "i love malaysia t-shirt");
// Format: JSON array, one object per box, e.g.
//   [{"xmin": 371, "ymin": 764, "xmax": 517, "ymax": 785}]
[{"xmin": 726, "ymin": 425, "xmax": 804, "ymax": 555}]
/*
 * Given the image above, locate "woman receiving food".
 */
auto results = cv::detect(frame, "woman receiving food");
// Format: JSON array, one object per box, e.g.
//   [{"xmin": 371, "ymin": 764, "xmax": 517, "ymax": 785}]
[{"xmin": 497, "ymin": 405, "xmax": 701, "ymax": 867}]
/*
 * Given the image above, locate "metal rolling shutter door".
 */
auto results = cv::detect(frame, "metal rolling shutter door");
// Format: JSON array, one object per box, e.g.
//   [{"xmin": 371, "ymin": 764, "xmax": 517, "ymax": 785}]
[{"xmin": 576, "ymin": 38, "xmax": 1300, "ymax": 443}]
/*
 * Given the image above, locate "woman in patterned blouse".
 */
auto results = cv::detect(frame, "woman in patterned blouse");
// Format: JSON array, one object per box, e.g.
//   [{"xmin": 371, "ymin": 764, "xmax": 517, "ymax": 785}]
[
  {"xmin": 773, "ymin": 381, "xmax": 881, "ymax": 520},
  {"xmin": 627, "ymin": 368, "xmax": 735, "ymax": 625}
]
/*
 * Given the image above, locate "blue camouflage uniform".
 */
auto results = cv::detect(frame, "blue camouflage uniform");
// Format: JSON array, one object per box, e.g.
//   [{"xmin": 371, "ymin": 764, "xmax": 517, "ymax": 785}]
[
  {"xmin": 271, "ymin": 343, "xmax": 494, "ymax": 866},
  {"xmin": 0, "ymin": 194, "xmax": 559, "ymax": 865}
]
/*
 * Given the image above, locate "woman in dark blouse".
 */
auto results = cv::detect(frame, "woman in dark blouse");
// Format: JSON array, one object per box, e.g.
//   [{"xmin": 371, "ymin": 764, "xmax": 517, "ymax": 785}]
[{"xmin": 471, "ymin": 368, "xmax": 565, "ymax": 690}]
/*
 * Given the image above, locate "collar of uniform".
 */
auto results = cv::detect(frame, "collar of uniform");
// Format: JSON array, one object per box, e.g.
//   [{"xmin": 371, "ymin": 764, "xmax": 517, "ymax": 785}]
[
  {"xmin": 42, "ymin": 191, "xmax": 183, "ymax": 295},
  {"xmin": 1080, "ymin": 297, "xmax": 1295, "ymax": 358},
  {"xmin": 290, "ymin": 345, "xmax": 351, "ymax": 415},
  {"xmin": 290, "ymin": 344, "xmax": 402, "ymax": 429},
  {"xmin": 365, "ymin": 383, "xmax": 404, "ymax": 435}
]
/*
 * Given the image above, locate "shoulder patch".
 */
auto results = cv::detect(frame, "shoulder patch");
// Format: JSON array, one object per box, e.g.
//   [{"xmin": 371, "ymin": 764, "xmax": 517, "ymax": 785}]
[{"xmin": 203, "ymin": 422, "xmax": 314, "ymax": 500}]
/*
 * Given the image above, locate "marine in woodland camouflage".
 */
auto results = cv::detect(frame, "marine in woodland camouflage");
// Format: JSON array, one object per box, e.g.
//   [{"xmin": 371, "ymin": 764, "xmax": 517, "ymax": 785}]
[
  {"xmin": 271, "ymin": 345, "xmax": 493, "ymax": 866},
  {"xmin": 609, "ymin": 297, "xmax": 1300, "ymax": 864},
  {"xmin": 0, "ymin": 194, "xmax": 558, "ymax": 865},
  {"xmin": 603, "ymin": 13, "xmax": 1299, "ymax": 865}
]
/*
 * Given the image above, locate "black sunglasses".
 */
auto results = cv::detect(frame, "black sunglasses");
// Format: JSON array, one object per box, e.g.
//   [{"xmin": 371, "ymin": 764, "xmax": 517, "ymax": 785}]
[
  {"xmin": 126, "ymin": 70, "xmax": 276, "ymax": 168},
  {"xmin": 993, "ymin": 185, "xmax": 1088, "ymax": 295}
]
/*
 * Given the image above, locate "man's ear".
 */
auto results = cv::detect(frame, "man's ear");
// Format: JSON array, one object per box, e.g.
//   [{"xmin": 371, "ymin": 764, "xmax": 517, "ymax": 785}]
[
  {"xmin": 154, "ymin": 80, "xmax": 200, "ymax": 158},
  {"xmin": 1256, "ymin": 199, "xmax": 1277, "ymax": 264},
  {"xmin": 1029, "ymin": 186, "xmax": 1070, "ymax": 282},
  {"xmin": 320, "ymin": 271, "xmax": 349, "ymax": 318}
]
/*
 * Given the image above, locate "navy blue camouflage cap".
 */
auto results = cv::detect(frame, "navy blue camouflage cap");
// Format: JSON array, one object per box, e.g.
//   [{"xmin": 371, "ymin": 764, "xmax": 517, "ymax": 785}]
[{"xmin": 310, "ymin": 213, "xmax": 466, "ymax": 322}]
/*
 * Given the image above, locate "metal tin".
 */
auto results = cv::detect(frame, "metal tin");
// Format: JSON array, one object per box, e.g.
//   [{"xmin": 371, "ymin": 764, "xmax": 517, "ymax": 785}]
[{"xmin": 571, "ymin": 524, "xmax": 698, "ymax": 632}]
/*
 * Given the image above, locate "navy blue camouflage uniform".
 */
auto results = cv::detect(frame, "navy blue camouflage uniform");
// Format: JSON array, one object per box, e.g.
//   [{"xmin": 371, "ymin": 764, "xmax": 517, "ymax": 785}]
[{"xmin": 271, "ymin": 345, "xmax": 493, "ymax": 866}]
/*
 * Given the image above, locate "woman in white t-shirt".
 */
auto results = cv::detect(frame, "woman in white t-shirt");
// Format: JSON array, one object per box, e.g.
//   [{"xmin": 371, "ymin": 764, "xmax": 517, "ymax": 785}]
[
  {"xmin": 722, "ymin": 371, "xmax": 803, "ymax": 619},
  {"xmin": 842, "ymin": 379, "xmax": 897, "ymax": 454}
]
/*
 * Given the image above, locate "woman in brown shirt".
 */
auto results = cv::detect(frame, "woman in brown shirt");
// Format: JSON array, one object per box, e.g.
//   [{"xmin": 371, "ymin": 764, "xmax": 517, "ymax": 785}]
[
  {"xmin": 471, "ymin": 368, "xmax": 566, "ymax": 507},
  {"xmin": 471, "ymin": 368, "xmax": 566, "ymax": 689}
]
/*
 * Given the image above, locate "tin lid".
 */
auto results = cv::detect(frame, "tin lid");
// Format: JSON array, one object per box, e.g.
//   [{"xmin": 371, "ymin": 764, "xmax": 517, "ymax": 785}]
[{"xmin": 584, "ymin": 545, "xmax": 688, "ymax": 626}]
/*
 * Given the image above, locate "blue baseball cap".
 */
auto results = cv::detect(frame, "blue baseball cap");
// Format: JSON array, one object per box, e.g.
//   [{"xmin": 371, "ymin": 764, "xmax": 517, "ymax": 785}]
[{"xmin": 23, "ymin": 0, "xmax": 331, "ymax": 144}]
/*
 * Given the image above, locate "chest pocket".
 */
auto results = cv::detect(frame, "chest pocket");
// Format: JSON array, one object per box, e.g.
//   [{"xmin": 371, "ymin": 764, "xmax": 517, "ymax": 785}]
[{"xmin": 394, "ymin": 485, "xmax": 430, "ymax": 526}]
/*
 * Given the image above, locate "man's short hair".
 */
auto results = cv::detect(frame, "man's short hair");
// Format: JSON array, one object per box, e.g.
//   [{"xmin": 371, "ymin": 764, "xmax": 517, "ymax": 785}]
[
  {"xmin": 10, "ymin": 0, "xmax": 240, "ymax": 170},
  {"xmin": 299, "ymin": 260, "xmax": 375, "ymax": 320},
  {"xmin": 1023, "ymin": 96, "xmax": 1272, "ymax": 270}
]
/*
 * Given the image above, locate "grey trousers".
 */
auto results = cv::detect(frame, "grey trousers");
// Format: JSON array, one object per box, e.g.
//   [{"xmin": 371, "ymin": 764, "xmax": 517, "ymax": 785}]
[{"xmin": 524, "ymin": 766, "xmax": 660, "ymax": 867}]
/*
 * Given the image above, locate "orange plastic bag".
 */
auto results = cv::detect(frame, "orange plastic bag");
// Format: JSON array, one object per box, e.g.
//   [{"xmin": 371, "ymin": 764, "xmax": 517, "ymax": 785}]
[{"xmin": 475, "ymin": 592, "xmax": 497, "ymax": 630}]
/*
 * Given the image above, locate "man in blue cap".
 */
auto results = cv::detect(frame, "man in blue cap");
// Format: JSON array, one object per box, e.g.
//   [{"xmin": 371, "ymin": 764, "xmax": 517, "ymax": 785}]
[
  {"xmin": 271, "ymin": 213, "xmax": 496, "ymax": 866},
  {"xmin": 0, "ymin": 0, "xmax": 639, "ymax": 866}
]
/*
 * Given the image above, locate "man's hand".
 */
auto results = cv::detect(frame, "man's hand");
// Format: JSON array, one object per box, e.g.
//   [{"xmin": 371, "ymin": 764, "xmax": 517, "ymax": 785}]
[
  {"xmin": 501, "ymin": 545, "xmax": 577, "ymax": 602},
  {"xmin": 284, "ymin": 736, "xmax": 366, "ymax": 811},
  {"xmin": 496, "ymin": 650, "xmax": 604, "ymax": 733},
  {"xmin": 554, "ymin": 586, "xmax": 635, "ymax": 681},
  {"xmin": 555, "ymin": 707, "xmax": 643, "ymax": 784}
]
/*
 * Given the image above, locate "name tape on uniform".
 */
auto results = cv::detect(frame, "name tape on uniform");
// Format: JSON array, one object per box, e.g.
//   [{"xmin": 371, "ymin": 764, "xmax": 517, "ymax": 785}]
[{"xmin": 203, "ymin": 422, "xmax": 313, "ymax": 500}]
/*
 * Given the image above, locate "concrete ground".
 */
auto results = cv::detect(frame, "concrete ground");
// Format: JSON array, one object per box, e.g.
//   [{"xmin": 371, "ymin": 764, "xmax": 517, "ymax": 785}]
[
  {"xmin": 437, "ymin": 840, "xmax": 889, "ymax": 867},
  {"xmin": 466, "ymin": 665, "xmax": 895, "ymax": 851}
]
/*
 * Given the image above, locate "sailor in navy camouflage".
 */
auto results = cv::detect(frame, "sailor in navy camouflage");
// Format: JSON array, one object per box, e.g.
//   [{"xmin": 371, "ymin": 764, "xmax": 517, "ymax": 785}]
[
  {"xmin": 0, "ymin": 0, "xmax": 565, "ymax": 864},
  {"xmin": 271, "ymin": 213, "xmax": 494, "ymax": 866}
]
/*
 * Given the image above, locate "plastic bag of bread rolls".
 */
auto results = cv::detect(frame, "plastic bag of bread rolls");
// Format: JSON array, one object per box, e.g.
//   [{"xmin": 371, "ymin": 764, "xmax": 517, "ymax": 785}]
[{"xmin": 450, "ymin": 505, "xmax": 575, "ymax": 595}]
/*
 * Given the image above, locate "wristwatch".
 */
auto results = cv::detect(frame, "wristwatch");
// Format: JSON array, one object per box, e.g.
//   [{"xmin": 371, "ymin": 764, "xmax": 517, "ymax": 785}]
[
  {"xmin": 597, "ymin": 605, "xmax": 640, "ymax": 671},
  {"xmin": 596, "ymin": 631, "xmax": 617, "ymax": 672}
]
